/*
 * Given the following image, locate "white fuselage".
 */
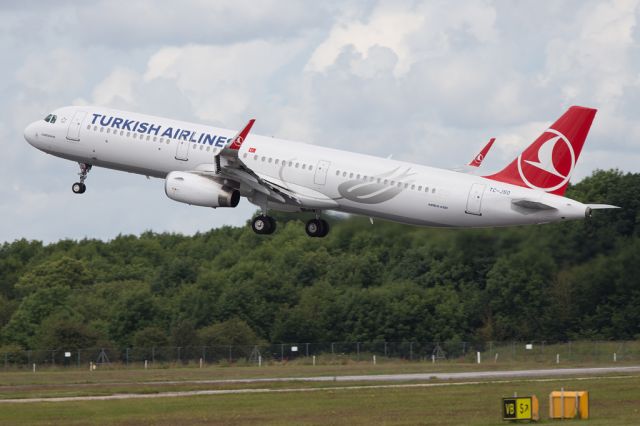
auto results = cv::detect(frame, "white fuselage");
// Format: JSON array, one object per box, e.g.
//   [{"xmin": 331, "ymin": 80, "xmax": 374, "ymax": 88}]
[{"xmin": 24, "ymin": 106, "xmax": 589, "ymax": 228}]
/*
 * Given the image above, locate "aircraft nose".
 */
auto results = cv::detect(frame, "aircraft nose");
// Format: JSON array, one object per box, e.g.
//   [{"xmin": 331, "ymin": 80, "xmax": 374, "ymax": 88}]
[{"xmin": 24, "ymin": 122, "xmax": 38, "ymax": 146}]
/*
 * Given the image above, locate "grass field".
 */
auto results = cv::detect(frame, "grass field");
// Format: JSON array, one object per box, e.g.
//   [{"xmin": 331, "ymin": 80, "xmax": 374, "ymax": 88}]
[
  {"xmin": 0, "ymin": 375, "xmax": 639, "ymax": 425},
  {"xmin": 1, "ymin": 361, "xmax": 640, "ymax": 425}
]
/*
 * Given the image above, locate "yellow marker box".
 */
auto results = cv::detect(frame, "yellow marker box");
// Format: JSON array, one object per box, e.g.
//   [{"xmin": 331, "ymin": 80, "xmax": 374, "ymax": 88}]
[
  {"xmin": 502, "ymin": 396, "xmax": 539, "ymax": 421},
  {"xmin": 549, "ymin": 390, "xmax": 589, "ymax": 419}
]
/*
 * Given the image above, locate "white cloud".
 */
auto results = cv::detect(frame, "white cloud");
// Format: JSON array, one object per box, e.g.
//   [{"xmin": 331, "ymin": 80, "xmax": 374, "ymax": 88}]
[
  {"xmin": 307, "ymin": 4, "xmax": 423, "ymax": 76},
  {"xmin": 92, "ymin": 68, "xmax": 139, "ymax": 106},
  {"xmin": 16, "ymin": 49, "xmax": 86, "ymax": 95}
]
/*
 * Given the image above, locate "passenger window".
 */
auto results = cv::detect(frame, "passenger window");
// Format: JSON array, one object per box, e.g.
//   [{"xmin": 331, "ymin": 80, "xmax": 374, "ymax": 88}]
[
  {"xmin": 288, "ymin": 161, "xmax": 293, "ymax": 167},
  {"xmin": 390, "ymin": 180, "xmax": 395, "ymax": 185},
  {"xmin": 342, "ymin": 172, "xmax": 347, "ymax": 177},
  {"xmin": 336, "ymin": 170, "xmax": 340, "ymax": 176},
  {"xmin": 309, "ymin": 165, "xmax": 313, "ymax": 171},
  {"xmin": 418, "ymin": 186, "xmax": 422, "ymax": 191},
  {"xmin": 146, "ymin": 135, "xmax": 150, "ymax": 141},
  {"xmin": 94, "ymin": 126, "xmax": 98, "ymax": 131},
  {"xmin": 302, "ymin": 164, "xmax": 306, "ymax": 169},
  {"xmin": 127, "ymin": 131, "xmax": 131, "ymax": 137},
  {"xmin": 100, "ymin": 127, "xmax": 104, "ymax": 132},
  {"xmin": 243, "ymin": 153, "xmax": 247, "ymax": 158},
  {"xmin": 398, "ymin": 182, "xmax": 402, "ymax": 188},
  {"xmin": 86, "ymin": 125, "xmax": 91, "ymax": 130},
  {"xmin": 425, "ymin": 187, "xmax": 429, "ymax": 192},
  {"xmin": 432, "ymin": 188, "xmax": 436, "ymax": 193},
  {"xmin": 384, "ymin": 180, "xmax": 389, "ymax": 185},
  {"xmin": 133, "ymin": 133, "xmax": 137, "ymax": 139},
  {"xmin": 275, "ymin": 159, "xmax": 279, "ymax": 165},
  {"xmin": 200, "ymin": 145, "xmax": 204, "ymax": 150},
  {"xmin": 411, "ymin": 184, "xmax": 415, "ymax": 190},
  {"xmin": 254, "ymin": 155, "xmax": 258, "ymax": 161},
  {"xmin": 268, "ymin": 158, "xmax": 273, "ymax": 163},
  {"xmin": 262, "ymin": 156, "xmax": 266, "ymax": 162},
  {"xmin": 107, "ymin": 128, "xmax": 111, "ymax": 134},
  {"xmin": 349, "ymin": 173, "xmax": 354, "ymax": 178},
  {"xmin": 120, "ymin": 130, "xmax": 124, "ymax": 136}
]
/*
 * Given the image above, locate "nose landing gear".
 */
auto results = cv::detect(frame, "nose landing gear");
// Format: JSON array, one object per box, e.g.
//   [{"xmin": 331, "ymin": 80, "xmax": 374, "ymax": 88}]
[{"xmin": 72, "ymin": 163, "xmax": 92, "ymax": 194}]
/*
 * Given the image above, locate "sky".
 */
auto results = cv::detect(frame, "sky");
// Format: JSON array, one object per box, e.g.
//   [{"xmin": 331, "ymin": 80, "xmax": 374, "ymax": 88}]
[{"xmin": 2, "ymin": 0, "xmax": 639, "ymax": 243}]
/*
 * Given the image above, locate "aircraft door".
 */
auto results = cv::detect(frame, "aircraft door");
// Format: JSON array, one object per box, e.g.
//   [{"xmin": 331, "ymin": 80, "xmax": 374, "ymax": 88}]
[
  {"xmin": 175, "ymin": 140, "xmax": 189, "ymax": 161},
  {"xmin": 314, "ymin": 160, "xmax": 331, "ymax": 185},
  {"xmin": 465, "ymin": 183, "xmax": 485, "ymax": 216},
  {"xmin": 66, "ymin": 111, "xmax": 86, "ymax": 141}
]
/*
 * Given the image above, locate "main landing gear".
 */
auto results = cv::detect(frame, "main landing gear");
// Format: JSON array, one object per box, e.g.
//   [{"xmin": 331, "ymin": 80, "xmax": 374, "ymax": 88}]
[
  {"xmin": 305, "ymin": 218, "xmax": 329, "ymax": 238},
  {"xmin": 250, "ymin": 213, "xmax": 330, "ymax": 238},
  {"xmin": 72, "ymin": 163, "xmax": 92, "ymax": 194},
  {"xmin": 251, "ymin": 215, "xmax": 276, "ymax": 235}
]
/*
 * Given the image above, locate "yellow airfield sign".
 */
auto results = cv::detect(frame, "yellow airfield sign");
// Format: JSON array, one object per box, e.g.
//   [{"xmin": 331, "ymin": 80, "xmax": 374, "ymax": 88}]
[{"xmin": 502, "ymin": 396, "xmax": 539, "ymax": 421}]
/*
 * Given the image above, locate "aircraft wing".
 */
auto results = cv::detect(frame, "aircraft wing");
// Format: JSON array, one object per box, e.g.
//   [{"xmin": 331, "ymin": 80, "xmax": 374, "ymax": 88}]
[{"xmin": 191, "ymin": 118, "xmax": 304, "ymax": 206}]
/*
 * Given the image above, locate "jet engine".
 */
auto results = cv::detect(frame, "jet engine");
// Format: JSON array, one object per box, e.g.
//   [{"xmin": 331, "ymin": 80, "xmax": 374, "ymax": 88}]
[{"xmin": 165, "ymin": 171, "xmax": 240, "ymax": 208}]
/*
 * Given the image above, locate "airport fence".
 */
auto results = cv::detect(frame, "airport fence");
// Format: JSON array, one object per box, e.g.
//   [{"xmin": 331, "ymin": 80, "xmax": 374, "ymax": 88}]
[{"xmin": 1, "ymin": 340, "xmax": 639, "ymax": 370}]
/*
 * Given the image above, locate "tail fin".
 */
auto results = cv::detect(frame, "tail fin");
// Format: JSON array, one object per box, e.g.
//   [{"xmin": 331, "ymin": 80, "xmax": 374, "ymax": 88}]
[{"xmin": 483, "ymin": 106, "xmax": 596, "ymax": 196}]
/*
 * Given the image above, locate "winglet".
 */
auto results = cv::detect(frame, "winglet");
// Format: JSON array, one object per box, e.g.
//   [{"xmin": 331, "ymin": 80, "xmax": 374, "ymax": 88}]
[
  {"xmin": 228, "ymin": 119, "xmax": 255, "ymax": 150},
  {"xmin": 468, "ymin": 138, "xmax": 495, "ymax": 167}
]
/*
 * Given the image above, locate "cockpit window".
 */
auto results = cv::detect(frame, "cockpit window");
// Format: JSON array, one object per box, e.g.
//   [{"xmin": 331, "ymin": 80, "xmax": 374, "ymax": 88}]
[{"xmin": 44, "ymin": 114, "xmax": 57, "ymax": 124}]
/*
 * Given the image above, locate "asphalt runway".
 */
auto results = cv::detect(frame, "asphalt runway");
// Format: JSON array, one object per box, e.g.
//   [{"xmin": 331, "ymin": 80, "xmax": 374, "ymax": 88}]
[{"xmin": 0, "ymin": 365, "xmax": 639, "ymax": 403}]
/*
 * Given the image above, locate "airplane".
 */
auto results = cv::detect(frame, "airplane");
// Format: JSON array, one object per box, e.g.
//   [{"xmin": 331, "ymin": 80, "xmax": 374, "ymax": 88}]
[{"xmin": 23, "ymin": 105, "xmax": 618, "ymax": 237}]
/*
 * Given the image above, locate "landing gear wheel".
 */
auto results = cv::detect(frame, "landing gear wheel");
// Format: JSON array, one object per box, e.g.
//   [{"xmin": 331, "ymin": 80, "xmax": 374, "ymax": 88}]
[
  {"xmin": 72, "ymin": 163, "xmax": 92, "ymax": 194},
  {"xmin": 318, "ymin": 219, "xmax": 330, "ymax": 237},
  {"xmin": 72, "ymin": 182, "xmax": 86, "ymax": 194},
  {"xmin": 252, "ymin": 215, "xmax": 276, "ymax": 235},
  {"xmin": 305, "ymin": 218, "xmax": 329, "ymax": 238}
]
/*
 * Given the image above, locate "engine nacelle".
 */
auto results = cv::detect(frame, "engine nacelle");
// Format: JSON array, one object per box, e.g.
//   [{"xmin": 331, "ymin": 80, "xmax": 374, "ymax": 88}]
[{"xmin": 165, "ymin": 171, "xmax": 240, "ymax": 208}]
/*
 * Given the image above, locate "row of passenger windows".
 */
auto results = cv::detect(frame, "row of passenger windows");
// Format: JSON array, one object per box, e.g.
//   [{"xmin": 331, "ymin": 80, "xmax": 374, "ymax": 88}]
[
  {"xmin": 87, "ymin": 124, "xmax": 435, "ymax": 192},
  {"xmin": 335, "ymin": 169, "xmax": 437, "ymax": 194},
  {"xmin": 242, "ymin": 153, "xmax": 314, "ymax": 171},
  {"xmin": 89, "ymin": 125, "xmax": 171, "ymax": 144},
  {"xmin": 88, "ymin": 125, "xmax": 227, "ymax": 153}
]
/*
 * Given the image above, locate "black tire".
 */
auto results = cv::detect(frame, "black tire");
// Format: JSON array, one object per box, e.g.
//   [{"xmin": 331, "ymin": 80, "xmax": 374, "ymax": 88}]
[
  {"xmin": 265, "ymin": 216, "xmax": 277, "ymax": 234},
  {"xmin": 72, "ymin": 182, "xmax": 84, "ymax": 194},
  {"xmin": 252, "ymin": 215, "xmax": 275, "ymax": 235},
  {"xmin": 318, "ymin": 219, "xmax": 330, "ymax": 237},
  {"xmin": 305, "ymin": 219, "xmax": 323, "ymax": 237}
]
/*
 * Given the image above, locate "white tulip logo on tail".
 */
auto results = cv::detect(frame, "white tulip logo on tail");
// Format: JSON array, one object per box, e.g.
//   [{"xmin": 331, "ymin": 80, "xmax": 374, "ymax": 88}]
[{"xmin": 517, "ymin": 129, "xmax": 575, "ymax": 192}]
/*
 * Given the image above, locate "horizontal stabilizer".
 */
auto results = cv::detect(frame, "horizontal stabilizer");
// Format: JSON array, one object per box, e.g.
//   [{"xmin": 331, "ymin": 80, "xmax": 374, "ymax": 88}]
[
  {"xmin": 586, "ymin": 204, "xmax": 620, "ymax": 210},
  {"xmin": 512, "ymin": 199, "xmax": 557, "ymax": 210}
]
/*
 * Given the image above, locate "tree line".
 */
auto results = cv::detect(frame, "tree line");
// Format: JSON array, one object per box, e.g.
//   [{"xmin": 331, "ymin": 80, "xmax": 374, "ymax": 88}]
[{"xmin": 0, "ymin": 169, "xmax": 638, "ymax": 352}]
